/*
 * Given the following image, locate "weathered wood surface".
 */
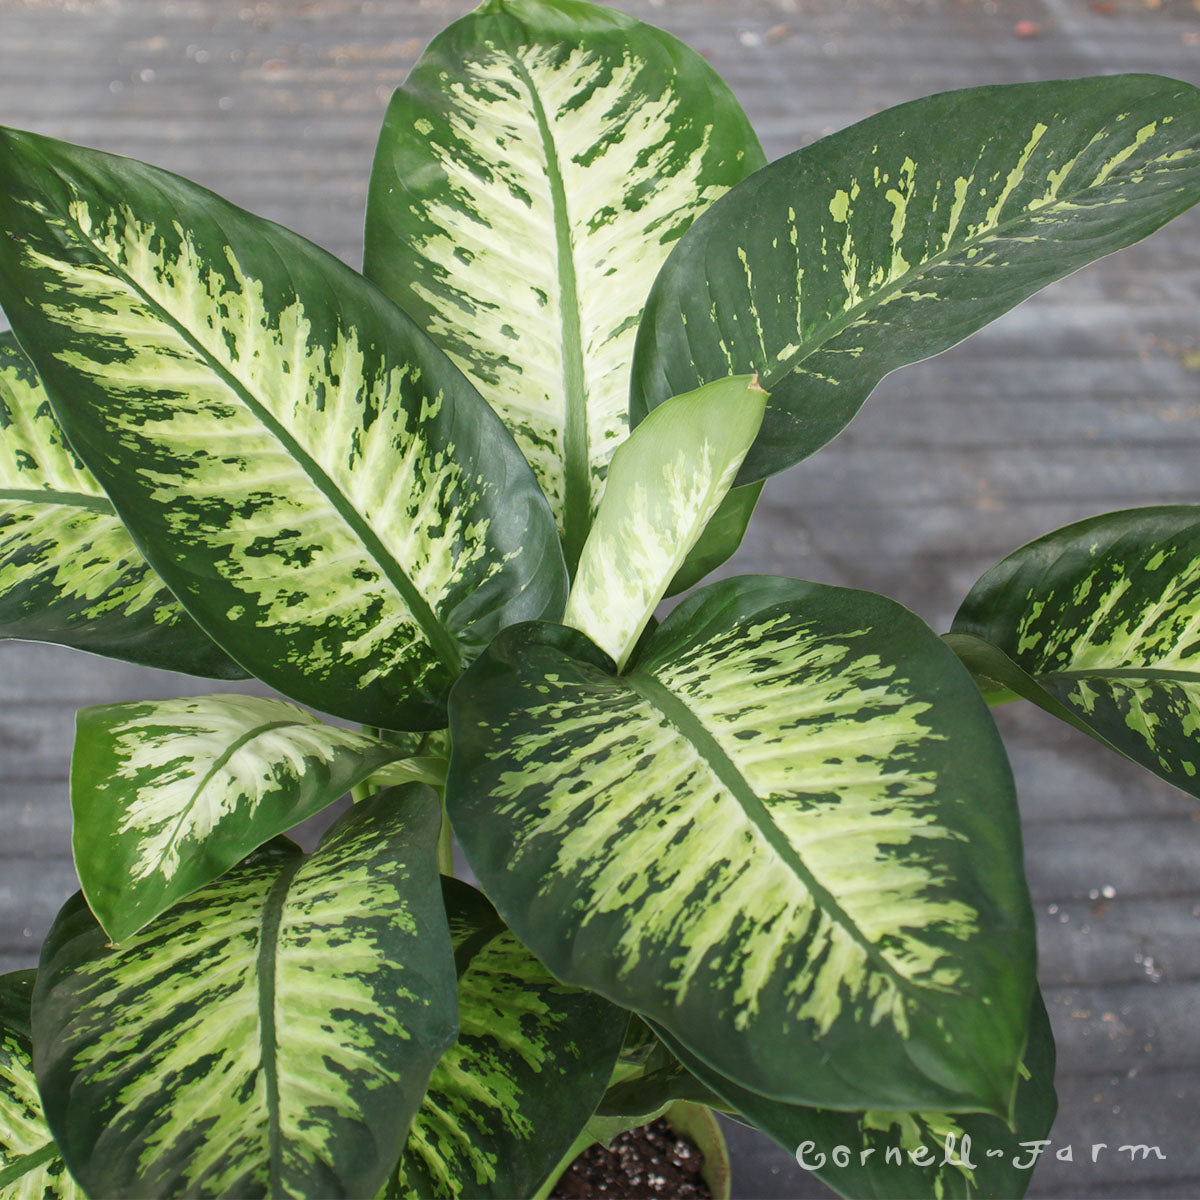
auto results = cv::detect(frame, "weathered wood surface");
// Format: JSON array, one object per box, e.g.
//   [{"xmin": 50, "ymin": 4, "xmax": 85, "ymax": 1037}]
[{"xmin": 0, "ymin": 0, "xmax": 1197, "ymax": 1196}]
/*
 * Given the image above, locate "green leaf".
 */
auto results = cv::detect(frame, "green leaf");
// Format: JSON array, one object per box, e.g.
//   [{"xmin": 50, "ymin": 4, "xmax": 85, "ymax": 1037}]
[
  {"xmin": 633, "ymin": 75, "xmax": 1200, "ymax": 482},
  {"xmin": 71, "ymin": 693, "xmax": 436, "ymax": 942},
  {"xmin": 0, "ymin": 332, "xmax": 244, "ymax": 679},
  {"xmin": 653, "ymin": 991, "xmax": 1057, "ymax": 1200},
  {"xmin": 390, "ymin": 879, "xmax": 625, "ymax": 1199},
  {"xmin": 0, "ymin": 127, "xmax": 567, "ymax": 730},
  {"xmin": 447, "ymin": 576, "xmax": 1034, "ymax": 1116},
  {"xmin": 665, "ymin": 482, "xmax": 763, "ymax": 598},
  {"xmin": 34, "ymin": 786, "xmax": 457, "ymax": 1199},
  {"xmin": 364, "ymin": 0, "xmax": 766, "ymax": 573},
  {"xmin": 950, "ymin": 505, "xmax": 1200, "ymax": 801},
  {"xmin": 0, "ymin": 971, "xmax": 82, "ymax": 1198},
  {"xmin": 563, "ymin": 375, "xmax": 766, "ymax": 669}
]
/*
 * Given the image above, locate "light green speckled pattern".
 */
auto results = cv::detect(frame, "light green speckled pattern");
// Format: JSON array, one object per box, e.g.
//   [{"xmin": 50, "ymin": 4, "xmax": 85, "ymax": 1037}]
[
  {"xmin": 71, "ymin": 693, "xmax": 423, "ymax": 942},
  {"xmin": 563, "ymin": 375, "xmax": 765, "ymax": 669},
  {"xmin": 953, "ymin": 505, "xmax": 1200, "ymax": 801},
  {"xmin": 366, "ymin": 0, "xmax": 765, "ymax": 570},
  {"xmin": 33, "ymin": 788, "xmax": 457, "ymax": 1199},
  {"xmin": 634, "ymin": 75, "xmax": 1200, "ymax": 482},
  {"xmin": 448, "ymin": 577, "xmax": 1032, "ymax": 1115},
  {"xmin": 0, "ymin": 973, "xmax": 82, "ymax": 1200},
  {"xmin": 391, "ymin": 880, "xmax": 623, "ymax": 1199},
  {"xmin": 0, "ymin": 126, "xmax": 566, "ymax": 729},
  {"xmin": 0, "ymin": 332, "xmax": 242, "ymax": 678}
]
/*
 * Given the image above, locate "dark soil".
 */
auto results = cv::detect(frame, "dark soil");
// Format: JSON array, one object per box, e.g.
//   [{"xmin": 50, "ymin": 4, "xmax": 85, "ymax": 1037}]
[{"xmin": 550, "ymin": 1116, "xmax": 711, "ymax": 1199}]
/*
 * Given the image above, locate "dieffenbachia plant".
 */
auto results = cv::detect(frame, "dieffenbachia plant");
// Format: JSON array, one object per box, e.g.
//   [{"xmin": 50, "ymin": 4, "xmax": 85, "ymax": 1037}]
[{"xmin": 0, "ymin": 0, "xmax": 1196, "ymax": 1196}]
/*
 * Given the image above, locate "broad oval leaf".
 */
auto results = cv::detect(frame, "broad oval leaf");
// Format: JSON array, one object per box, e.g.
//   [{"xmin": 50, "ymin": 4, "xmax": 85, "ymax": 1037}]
[
  {"xmin": 447, "ymin": 576, "xmax": 1034, "ymax": 1115},
  {"xmin": 0, "ymin": 971, "xmax": 82, "ymax": 1199},
  {"xmin": 563, "ymin": 375, "xmax": 766, "ymax": 669},
  {"xmin": 0, "ymin": 332, "xmax": 244, "ymax": 679},
  {"xmin": 654, "ymin": 992, "xmax": 1057, "ymax": 1200},
  {"xmin": 71, "ymin": 692, "xmax": 432, "ymax": 942},
  {"xmin": 365, "ymin": 0, "xmax": 766, "ymax": 571},
  {"xmin": 34, "ymin": 786, "xmax": 457, "ymax": 1199},
  {"xmin": 950, "ymin": 505, "xmax": 1200, "ymax": 801},
  {"xmin": 390, "ymin": 879, "xmax": 625, "ymax": 1199},
  {"xmin": 633, "ymin": 75, "xmax": 1200, "ymax": 482},
  {"xmin": 0, "ymin": 127, "xmax": 567, "ymax": 729}
]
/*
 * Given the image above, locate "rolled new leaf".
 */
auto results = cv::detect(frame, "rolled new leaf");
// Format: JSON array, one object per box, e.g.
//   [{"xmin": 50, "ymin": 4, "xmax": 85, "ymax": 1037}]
[
  {"xmin": 0, "ymin": 970, "xmax": 81, "ymax": 1198},
  {"xmin": 950, "ymin": 505, "xmax": 1200, "ymax": 802},
  {"xmin": 563, "ymin": 375, "xmax": 766, "ymax": 670},
  {"xmin": 0, "ymin": 127, "xmax": 567, "ymax": 730},
  {"xmin": 653, "ymin": 992, "xmax": 1057, "ymax": 1200},
  {"xmin": 34, "ymin": 786, "xmax": 457, "ymax": 1200},
  {"xmin": 633, "ymin": 75, "xmax": 1200, "ymax": 482},
  {"xmin": 0, "ymin": 332, "xmax": 245, "ymax": 678},
  {"xmin": 389, "ymin": 879, "xmax": 625, "ymax": 1199},
  {"xmin": 365, "ymin": 0, "xmax": 766, "ymax": 574},
  {"xmin": 71, "ymin": 692, "xmax": 437, "ymax": 941},
  {"xmin": 448, "ymin": 576, "xmax": 1034, "ymax": 1116}
]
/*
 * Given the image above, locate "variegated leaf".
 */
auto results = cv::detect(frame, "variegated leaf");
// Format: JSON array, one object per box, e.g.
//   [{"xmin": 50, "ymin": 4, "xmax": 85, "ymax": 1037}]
[
  {"xmin": 950, "ymin": 505, "xmax": 1200, "ymax": 802},
  {"xmin": 388, "ymin": 879, "xmax": 624, "ymax": 1199},
  {"xmin": 0, "ymin": 971, "xmax": 82, "ymax": 1199},
  {"xmin": 0, "ymin": 332, "xmax": 244, "ymax": 679},
  {"xmin": 633, "ymin": 75, "xmax": 1200, "ymax": 482},
  {"xmin": 71, "ymin": 693, "xmax": 438, "ymax": 942},
  {"xmin": 654, "ymin": 991, "xmax": 1056, "ymax": 1200},
  {"xmin": 0, "ymin": 127, "xmax": 567, "ymax": 730},
  {"xmin": 365, "ymin": 0, "xmax": 766, "ymax": 572},
  {"xmin": 447, "ymin": 576, "xmax": 1034, "ymax": 1115},
  {"xmin": 34, "ymin": 786, "xmax": 457, "ymax": 1199},
  {"xmin": 563, "ymin": 375, "xmax": 765, "ymax": 669}
]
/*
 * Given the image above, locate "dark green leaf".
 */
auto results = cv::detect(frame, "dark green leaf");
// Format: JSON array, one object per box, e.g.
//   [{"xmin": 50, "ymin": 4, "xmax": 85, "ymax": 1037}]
[
  {"xmin": 654, "ymin": 990, "xmax": 1057, "ymax": 1200},
  {"xmin": 951, "ymin": 504, "xmax": 1200, "ymax": 800},
  {"xmin": 633, "ymin": 75, "xmax": 1200, "ymax": 482}
]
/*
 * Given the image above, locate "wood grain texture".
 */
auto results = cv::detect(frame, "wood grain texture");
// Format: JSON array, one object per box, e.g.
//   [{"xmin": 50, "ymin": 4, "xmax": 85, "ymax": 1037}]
[{"xmin": 1, "ymin": 1, "xmax": 1197, "ymax": 1195}]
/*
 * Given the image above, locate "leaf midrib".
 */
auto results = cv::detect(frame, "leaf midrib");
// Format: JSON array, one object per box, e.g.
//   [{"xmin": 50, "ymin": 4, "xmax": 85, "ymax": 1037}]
[
  {"xmin": 503, "ymin": 51, "xmax": 590, "ymax": 577},
  {"xmin": 625, "ymin": 670, "xmax": 925, "ymax": 998},
  {"xmin": 145, "ymin": 718, "xmax": 303, "ymax": 892},
  {"xmin": 0, "ymin": 1139, "xmax": 58, "ymax": 1188},
  {"xmin": 256, "ymin": 853, "xmax": 305, "ymax": 1197},
  {"xmin": 760, "ymin": 148, "xmax": 1159, "ymax": 389},
  {"xmin": 0, "ymin": 485, "xmax": 113, "ymax": 514},
  {"xmin": 54, "ymin": 203, "xmax": 464, "ymax": 677},
  {"xmin": 1042, "ymin": 665, "xmax": 1200, "ymax": 684}
]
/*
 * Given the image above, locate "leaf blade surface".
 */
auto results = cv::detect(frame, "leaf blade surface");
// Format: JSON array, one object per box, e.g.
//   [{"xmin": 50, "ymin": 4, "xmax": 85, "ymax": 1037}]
[
  {"xmin": 0, "ymin": 332, "xmax": 244, "ymax": 678},
  {"xmin": 392, "ymin": 879, "xmax": 624, "ymax": 1199},
  {"xmin": 365, "ymin": 0, "xmax": 765, "ymax": 569},
  {"xmin": 634, "ymin": 75, "xmax": 1200, "ymax": 481},
  {"xmin": 448, "ymin": 576, "xmax": 1034, "ymax": 1114},
  {"xmin": 0, "ymin": 127, "xmax": 566, "ymax": 728},
  {"xmin": 952, "ymin": 505, "xmax": 1200, "ymax": 800},
  {"xmin": 34, "ymin": 787, "xmax": 457, "ymax": 1199},
  {"xmin": 71, "ymin": 693, "xmax": 425, "ymax": 941}
]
